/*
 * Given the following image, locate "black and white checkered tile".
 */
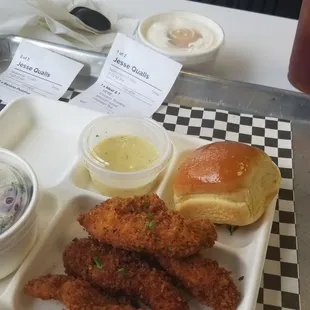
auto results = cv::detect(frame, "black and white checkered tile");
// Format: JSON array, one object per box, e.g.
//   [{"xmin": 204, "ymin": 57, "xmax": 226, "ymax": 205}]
[
  {"xmin": 153, "ymin": 103, "xmax": 299, "ymax": 310},
  {"xmin": 60, "ymin": 91, "xmax": 300, "ymax": 309},
  {"xmin": 60, "ymin": 88, "xmax": 80, "ymax": 102}
]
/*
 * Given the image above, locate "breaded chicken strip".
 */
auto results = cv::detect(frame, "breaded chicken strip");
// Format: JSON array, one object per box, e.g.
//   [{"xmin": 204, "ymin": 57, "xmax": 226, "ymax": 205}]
[
  {"xmin": 157, "ymin": 255, "xmax": 240, "ymax": 310},
  {"xmin": 78, "ymin": 194, "xmax": 217, "ymax": 257},
  {"xmin": 63, "ymin": 238, "xmax": 189, "ymax": 310},
  {"xmin": 24, "ymin": 274, "xmax": 135, "ymax": 310}
]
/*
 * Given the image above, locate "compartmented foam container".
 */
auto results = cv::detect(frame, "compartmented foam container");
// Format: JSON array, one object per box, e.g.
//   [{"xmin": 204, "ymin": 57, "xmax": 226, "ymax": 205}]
[{"xmin": 0, "ymin": 96, "xmax": 277, "ymax": 310}]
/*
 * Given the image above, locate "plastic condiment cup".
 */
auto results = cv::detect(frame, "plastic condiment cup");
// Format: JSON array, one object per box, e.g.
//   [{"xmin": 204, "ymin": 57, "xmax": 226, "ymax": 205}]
[
  {"xmin": 79, "ymin": 115, "xmax": 173, "ymax": 197},
  {"xmin": 0, "ymin": 148, "xmax": 39, "ymax": 279},
  {"xmin": 137, "ymin": 11, "xmax": 225, "ymax": 73}
]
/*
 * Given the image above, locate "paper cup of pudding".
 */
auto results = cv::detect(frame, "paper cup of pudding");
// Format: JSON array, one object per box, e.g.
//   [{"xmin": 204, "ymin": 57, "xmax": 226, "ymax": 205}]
[
  {"xmin": 137, "ymin": 11, "xmax": 224, "ymax": 73},
  {"xmin": 79, "ymin": 115, "xmax": 173, "ymax": 197}
]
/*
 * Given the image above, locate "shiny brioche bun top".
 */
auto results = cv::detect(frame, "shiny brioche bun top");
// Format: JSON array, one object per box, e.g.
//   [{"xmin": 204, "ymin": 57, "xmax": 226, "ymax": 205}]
[
  {"xmin": 173, "ymin": 141, "xmax": 281, "ymax": 226},
  {"xmin": 174, "ymin": 141, "xmax": 262, "ymax": 195}
]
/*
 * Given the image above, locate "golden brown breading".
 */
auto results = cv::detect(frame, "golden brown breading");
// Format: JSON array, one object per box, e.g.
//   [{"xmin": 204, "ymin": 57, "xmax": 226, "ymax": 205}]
[
  {"xmin": 78, "ymin": 194, "xmax": 217, "ymax": 257},
  {"xmin": 63, "ymin": 238, "xmax": 189, "ymax": 310},
  {"xmin": 185, "ymin": 218, "xmax": 218, "ymax": 248},
  {"xmin": 157, "ymin": 255, "xmax": 240, "ymax": 310},
  {"xmin": 24, "ymin": 274, "xmax": 70, "ymax": 300},
  {"xmin": 24, "ymin": 274, "xmax": 135, "ymax": 310}
]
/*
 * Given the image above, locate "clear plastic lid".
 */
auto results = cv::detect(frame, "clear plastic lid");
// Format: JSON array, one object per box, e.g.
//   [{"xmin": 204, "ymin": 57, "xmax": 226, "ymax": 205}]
[
  {"xmin": 79, "ymin": 115, "xmax": 173, "ymax": 194},
  {"xmin": 0, "ymin": 160, "xmax": 33, "ymax": 235},
  {"xmin": 139, "ymin": 11, "xmax": 224, "ymax": 57}
]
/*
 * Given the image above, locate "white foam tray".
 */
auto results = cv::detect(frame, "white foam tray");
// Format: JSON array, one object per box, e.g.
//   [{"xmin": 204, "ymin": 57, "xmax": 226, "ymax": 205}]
[{"xmin": 0, "ymin": 96, "xmax": 276, "ymax": 310}]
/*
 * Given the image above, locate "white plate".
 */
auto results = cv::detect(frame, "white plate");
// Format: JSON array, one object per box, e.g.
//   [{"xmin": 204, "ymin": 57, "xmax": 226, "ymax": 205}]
[{"xmin": 0, "ymin": 96, "xmax": 277, "ymax": 310}]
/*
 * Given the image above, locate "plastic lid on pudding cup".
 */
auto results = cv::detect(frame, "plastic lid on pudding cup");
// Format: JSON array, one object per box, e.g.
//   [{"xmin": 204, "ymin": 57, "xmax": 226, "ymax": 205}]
[{"xmin": 138, "ymin": 11, "xmax": 225, "ymax": 61}]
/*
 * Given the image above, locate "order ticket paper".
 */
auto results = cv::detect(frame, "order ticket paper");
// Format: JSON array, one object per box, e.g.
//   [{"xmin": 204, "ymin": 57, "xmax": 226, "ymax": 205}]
[
  {"xmin": 70, "ymin": 33, "xmax": 182, "ymax": 117},
  {"xmin": 0, "ymin": 40, "xmax": 84, "ymax": 104}
]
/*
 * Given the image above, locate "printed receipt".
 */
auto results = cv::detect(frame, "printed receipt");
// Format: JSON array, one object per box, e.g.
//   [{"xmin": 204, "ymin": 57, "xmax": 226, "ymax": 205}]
[
  {"xmin": 0, "ymin": 40, "xmax": 83, "ymax": 104},
  {"xmin": 70, "ymin": 33, "xmax": 182, "ymax": 117}
]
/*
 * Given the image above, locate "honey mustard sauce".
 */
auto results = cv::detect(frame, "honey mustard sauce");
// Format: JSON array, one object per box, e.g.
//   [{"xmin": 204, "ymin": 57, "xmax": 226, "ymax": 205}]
[{"xmin": 91, "ymin": 135, "xmax": 159, "ymax": 172}]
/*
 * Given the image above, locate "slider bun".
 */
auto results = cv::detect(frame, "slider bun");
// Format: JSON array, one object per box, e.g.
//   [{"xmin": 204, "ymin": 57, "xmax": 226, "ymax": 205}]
[{"xmin": 173, "ymin": 141, "xmax": 281, "ymax": 226}]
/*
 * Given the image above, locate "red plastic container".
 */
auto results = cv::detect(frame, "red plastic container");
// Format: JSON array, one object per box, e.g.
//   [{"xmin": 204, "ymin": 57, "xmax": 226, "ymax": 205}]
[{"xmin": 288, "ymin": 0, "xmax": 310, "ymax": 93}]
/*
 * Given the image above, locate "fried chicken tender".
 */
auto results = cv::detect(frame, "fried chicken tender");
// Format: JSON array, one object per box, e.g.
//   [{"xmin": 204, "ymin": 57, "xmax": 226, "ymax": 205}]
[
  {"xmin": 157, "ymin": 255, "xmax": 240, "ymax": 310},
  {"xmin": 23, "ymin": 274, "xmax": 135, "ymax": 310},
  {"xmin": 78, "ymin": 194, "xmax": 217, "ymax": 257},
  {"xmin": 63, "ymin": 238, "xmax": 189, "ymax": 310}
]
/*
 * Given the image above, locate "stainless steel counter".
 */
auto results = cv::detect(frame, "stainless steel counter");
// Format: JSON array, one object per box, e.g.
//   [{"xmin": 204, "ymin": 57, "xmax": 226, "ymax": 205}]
[{"xmin": 0, "ymin": 35, "xmax": 309, "ymax": 309}]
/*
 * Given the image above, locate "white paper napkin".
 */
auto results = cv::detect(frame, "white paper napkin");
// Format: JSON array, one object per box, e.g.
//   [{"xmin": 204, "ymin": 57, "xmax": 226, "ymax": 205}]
[{"xmin": 0, "ymin": 0, "xmax": 139, "ymax": 52}]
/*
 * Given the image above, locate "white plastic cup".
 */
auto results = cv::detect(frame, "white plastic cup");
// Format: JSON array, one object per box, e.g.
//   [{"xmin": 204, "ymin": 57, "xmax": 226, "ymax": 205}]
[
  {"xmin": 137, "ymin": 11, "xmax": 225, "ymax": 73},
  {"xmin": 0, "ymin": 149, "xmax": 38, "ymax": 279},
  {"xmin": 79, "ymin": 115, "xmax": 173, "ymax": 197}
]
